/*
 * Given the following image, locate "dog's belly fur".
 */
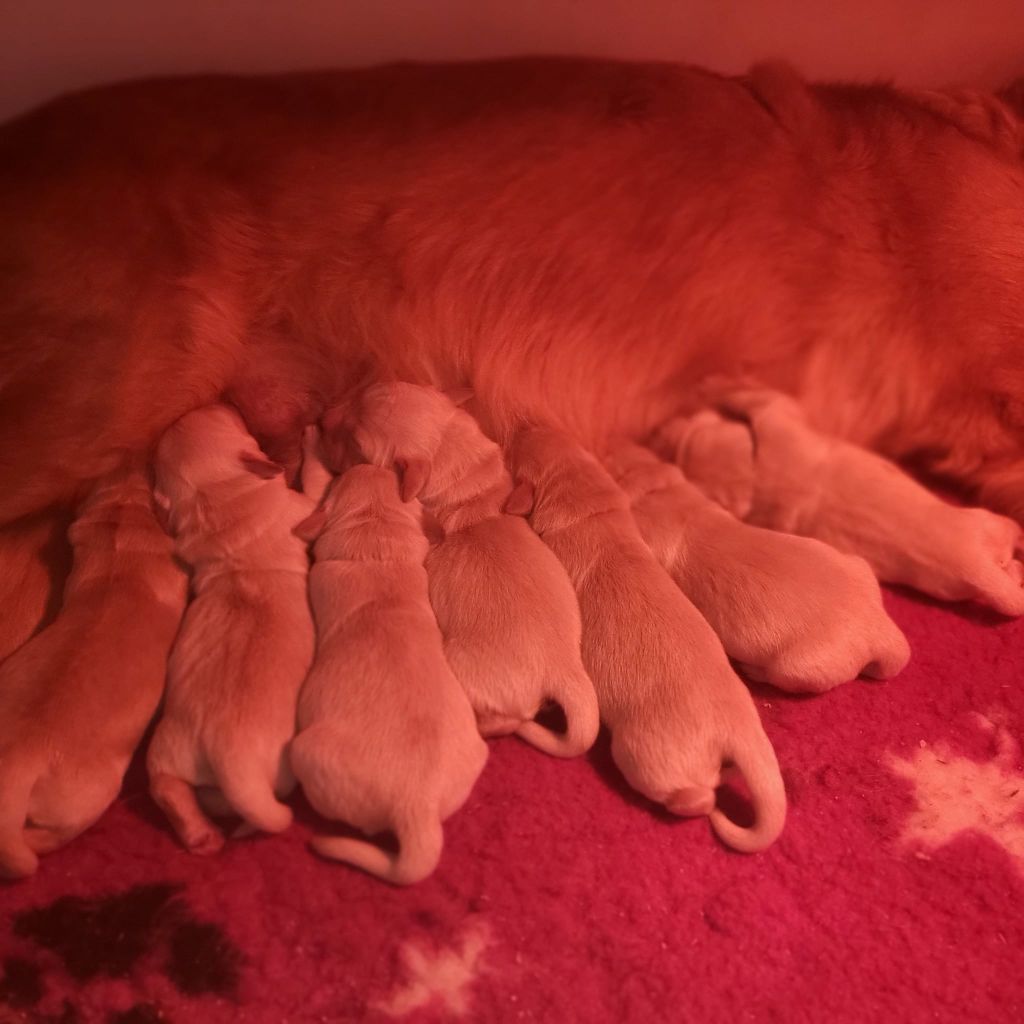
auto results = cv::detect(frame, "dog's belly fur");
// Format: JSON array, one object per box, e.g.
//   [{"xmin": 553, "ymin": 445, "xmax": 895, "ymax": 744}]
[{"xmin": 2, "ymin": 57, "xmax": 1023, "ymax": 524}]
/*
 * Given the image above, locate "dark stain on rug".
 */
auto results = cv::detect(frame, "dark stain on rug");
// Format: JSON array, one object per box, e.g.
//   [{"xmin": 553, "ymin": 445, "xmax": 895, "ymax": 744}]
[
  {"xmin": 109, "ymin": 1003, "xmax": 166, "ymax": 1023},
  {"xmin": 166, "ymin": 918, "xmax": 240, "ymax": 996},
  {"xmin": 14, "ymin": 883, "xmax": 180, "ymax": 982},
  {"xmin": 2, "ymin": 882, "xmax": 244, "ymax": 1020},
  {"xmin": 0, "ymin": 955, "xmax": 44, "ymax": 1006}
]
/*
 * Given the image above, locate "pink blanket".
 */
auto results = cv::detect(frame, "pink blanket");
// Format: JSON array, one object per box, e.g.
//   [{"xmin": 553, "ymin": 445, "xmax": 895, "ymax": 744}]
[{"xmin": 2, "ymin": 588, "xmax": 1022, "ymax": 1023}]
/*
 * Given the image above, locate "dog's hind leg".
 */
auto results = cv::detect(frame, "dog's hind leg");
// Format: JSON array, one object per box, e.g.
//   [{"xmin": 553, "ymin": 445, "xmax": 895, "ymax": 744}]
[{"xmin": 0, "ymin": 511, "xmax": 72, "ymax": 665}]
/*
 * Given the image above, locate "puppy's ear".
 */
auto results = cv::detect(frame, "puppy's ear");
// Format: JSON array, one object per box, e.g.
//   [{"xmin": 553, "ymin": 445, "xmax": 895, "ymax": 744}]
[
  {"xmin": 396, "ymin": 457, "xmax": 431, "ymax": 502},
  {"xmin": 294, "ymin": 507, "xmax": 328, "ymax": 543},
  {"xmin": 444, "ymin": 387, "xmax": 475, "ymax": 407},
  {"xmin": 239, "ymin": 451, "xmax": 285, "ymax": 479},
  {"xmin": 503, "ymin": 480, "xmax": 535, "ymax": 516}
]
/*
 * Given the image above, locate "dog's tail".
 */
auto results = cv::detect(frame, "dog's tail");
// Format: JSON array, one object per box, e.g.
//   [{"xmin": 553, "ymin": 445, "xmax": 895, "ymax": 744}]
[
  {"xmin": 310, "ymin": 811, "xmax": 443, "ymax": 886},
  {"xmin": 708, "ymin": 733, "xmax": 787, "ymax": 854},
  {"xmin": 515, "ymin": 674, "xmax": 601, "ymax": 758}
]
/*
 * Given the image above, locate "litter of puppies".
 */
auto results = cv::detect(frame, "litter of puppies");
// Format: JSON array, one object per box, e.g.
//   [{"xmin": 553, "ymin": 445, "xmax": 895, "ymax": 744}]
[{"xmin": 1, "ymin": 381, "xmax": 1021, "ymax": 884}]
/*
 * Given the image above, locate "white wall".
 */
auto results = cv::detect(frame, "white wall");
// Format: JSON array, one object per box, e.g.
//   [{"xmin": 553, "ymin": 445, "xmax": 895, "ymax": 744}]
[{"xmin": 3, "ymin": 0, "xmax": 1023, "ymax": 122}]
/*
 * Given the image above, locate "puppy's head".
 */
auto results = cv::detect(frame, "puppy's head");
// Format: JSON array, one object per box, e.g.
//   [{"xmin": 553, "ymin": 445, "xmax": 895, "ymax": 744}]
[
  {"xmin": 510, "ymin": 427, "xmax": 628, "ymax": 531},
  {"xmin": 296, "ymin": 464, "xmax": 427, "ymax": 561},
  {"xmin": 153, "ymin": 405, "xmax": 283, "ymax": 524},
  {"xmin": 602, "ymin": 442, "xmax": 684, "ymax": 503},
  {"xmin": 322, "ymin": 383, "xmax": 472, "ymax": 501}
]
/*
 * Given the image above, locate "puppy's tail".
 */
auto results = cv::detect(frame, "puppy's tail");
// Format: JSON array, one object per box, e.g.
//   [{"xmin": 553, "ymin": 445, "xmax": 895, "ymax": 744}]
[
  {"xmin": 708, "ymin": 734, "xmax": 787, "ymax": 854},
  {"xmin": 311, "ymin": 812, "xmax": 443, "ymax": 886},
  {"xmin": 214, "ymin": 760, "xmax": 294, "ymax": 835},
  {"xmin": 515, "ymin": 674, "xmax": 601, "ymax": 758}
]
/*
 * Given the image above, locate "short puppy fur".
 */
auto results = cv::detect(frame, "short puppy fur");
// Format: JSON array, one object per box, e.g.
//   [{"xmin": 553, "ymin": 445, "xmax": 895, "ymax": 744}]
[
  {"xmin": 329, "ymin": 382, "xmax": 600, "ymax": 757},
  {"xmin": 291, "ymin": 463, "xmax": 488, "ymax": 885},
  {"xmin": 606, "ymin": 442, "xmax": 911, "ymax": 694},
  {"xmin": 0, "ymin": 463, "xmax": 186, "ymax": 877},
  {"xmin": 147, "ymin": 404, "xmax": 315, "ymax": 854},
  {"xmin": 659, "ymin": 387, "xmax": 1024, "ymax": 616},
  {"xmin": 509, "ymin": 425, "xmax": 786, "ymax": 852}
]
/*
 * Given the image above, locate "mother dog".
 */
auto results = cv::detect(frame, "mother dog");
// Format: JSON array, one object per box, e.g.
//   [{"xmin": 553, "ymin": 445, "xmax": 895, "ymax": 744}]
[{"xmin": 2, "ymin": 58, "xmax": 1023, "ymax": 525}]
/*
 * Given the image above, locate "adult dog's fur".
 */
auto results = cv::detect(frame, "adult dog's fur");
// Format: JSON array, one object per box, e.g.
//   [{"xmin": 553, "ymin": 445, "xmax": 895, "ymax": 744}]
[{"xmin": 2, "ymin": 59, "xmax": 1024, "ymax": 526}]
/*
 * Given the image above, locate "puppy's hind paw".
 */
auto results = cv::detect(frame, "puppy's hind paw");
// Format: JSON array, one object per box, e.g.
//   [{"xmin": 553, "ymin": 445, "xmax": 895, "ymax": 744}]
[{"xmin": 149, "ymin": 773, "xmax": 225, "ymax": 856}]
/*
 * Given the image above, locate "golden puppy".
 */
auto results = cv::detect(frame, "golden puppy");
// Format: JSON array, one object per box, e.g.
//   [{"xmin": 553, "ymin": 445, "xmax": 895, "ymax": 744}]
[
  {"xmin": 658, "ymin": 388, "xmax": 1024, "ymax": 616},
  {"xmin": 333, "ymin": 382, "xmax": 600, "ymax": 757},
  {"xmin": 290, "ymin": 464, "xmax": 488, "ymax": 885},
  {"xmin": 606, "ymin": 442, "xmax": 911, "ymax": 693},
  {"xmin": 0, "ymin": 462, "xmax": 186, "ymax": 878},
  {"xmin": 508, "ymin": 426, "xmax": 786, "ymax": 852},
  {"xmin": 147, "ymin": 404, "xmax": 315, "ymax": 854}
]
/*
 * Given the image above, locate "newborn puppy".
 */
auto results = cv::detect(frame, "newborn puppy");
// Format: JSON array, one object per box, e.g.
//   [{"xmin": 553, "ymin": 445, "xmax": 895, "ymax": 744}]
[
  {"xmin": 290, "ymin": 464, "xmax": 488, "ymax": 885},
  {"xmin": 656, "ymin": 387, "xmax": 1024, "ymax": 616},
  {"xmin": 508, "ymin": 426, "xmax": 786, "ymax": 852},
  {"xmin": 0, "ymin": 463, "xmax": 186, "ymax": 878},
  {"xmin": 147, "ymin": 404, "xmax": 315, "ymax": 854},
  {"xmin": 328, "ymin": 382, "xmax": 599, "ymax": 757},
  {"xmin": 605, "ymin": 442, "xmax": 911, "ymax": 694}
]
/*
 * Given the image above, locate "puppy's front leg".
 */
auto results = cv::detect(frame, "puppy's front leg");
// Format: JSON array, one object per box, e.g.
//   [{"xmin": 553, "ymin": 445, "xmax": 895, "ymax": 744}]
[{"xmin": 509, "ymin": 427, "xmax": 786, "ymax": 852}]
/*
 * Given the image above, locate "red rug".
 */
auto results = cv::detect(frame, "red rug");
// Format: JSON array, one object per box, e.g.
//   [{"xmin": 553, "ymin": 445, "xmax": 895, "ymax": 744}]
[{"xmin": 1, "ymin": 587, "xmax": 1022, "ymax": 1024}]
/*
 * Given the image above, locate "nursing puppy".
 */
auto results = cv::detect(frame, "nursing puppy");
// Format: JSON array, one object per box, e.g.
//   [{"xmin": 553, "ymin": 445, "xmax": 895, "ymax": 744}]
[
  {"xmin": 329, "ymin": 382, "xmax": 600, "ymax": 757},
  {"xmin": 147, "ymin": 404, "xmax": 315, "ymax": 854},
  {"xmin": 290, "ymin": 464, "xmax": 488, "ymax": 885},
  {"xmin": 605, "ymin": 442, "xmax": 910, "ymax": 693},
  {"xmin": 508, "ymin": 426, "xmax": 786, "ymax": 852},
  {"xmin": 657, "ymin": 388, "xmax": 1024, "ymax": 616},
  {"xmin": 0, "ymin": 463, "xmax": 186, "ymax": 878}
]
